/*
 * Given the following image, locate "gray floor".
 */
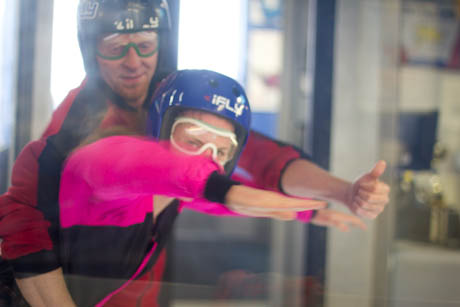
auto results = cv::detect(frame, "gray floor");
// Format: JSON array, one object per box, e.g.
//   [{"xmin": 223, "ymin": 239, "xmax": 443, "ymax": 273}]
[{"xmin": 173, "ymin": 300, "xmax": 266, "ymax": 307}]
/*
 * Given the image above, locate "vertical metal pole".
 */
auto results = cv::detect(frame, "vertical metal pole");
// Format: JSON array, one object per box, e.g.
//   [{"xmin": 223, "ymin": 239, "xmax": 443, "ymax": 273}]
[
  {"xmin": 271, "ymin": 0, "xmax": 310, "ymax": 303},
  {"xmin": 270, "ymin": 0, "xmax": 331, "ymax": 306},
  {"xmin": 0, "ymin": 0, "xmax": 19, "ymax": 191},
  {"xmin": 372, "ymin": 1, "xmax": 401, "ymax": 306},
  {"xmin": 31, "ymin": 0, "xmax": 54, "ymax": 140},
  {"xmin": 15, "ymin": 0, "xmax": 38, "ymax": 156},
  {"xmin": 305, "ymin": 0, "xmax": 336, "ymax": 306}
]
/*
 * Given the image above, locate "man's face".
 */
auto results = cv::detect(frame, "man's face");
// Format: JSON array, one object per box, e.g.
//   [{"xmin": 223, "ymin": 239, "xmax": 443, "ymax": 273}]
[{"xmin": 96, "ymin": 31, "xmax": 159, "ymax": 108}]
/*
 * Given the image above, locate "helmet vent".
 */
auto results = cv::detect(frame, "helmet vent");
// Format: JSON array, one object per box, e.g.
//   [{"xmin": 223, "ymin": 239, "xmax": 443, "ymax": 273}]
[
  {"xmin": 232, "ymin": 86, "xmax": 241, "ymax": 97},
  {"xmin": 209, "ymin": 79, "xmax": 219, "ymax": 88}
]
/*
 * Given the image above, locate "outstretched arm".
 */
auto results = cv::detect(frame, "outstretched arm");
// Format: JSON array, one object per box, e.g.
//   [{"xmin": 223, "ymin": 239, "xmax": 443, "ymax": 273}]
[
  {"xmin": 281, "ymin": 159, "xmax": 390, "ymax": 219},
  {"xmin": 235, "ymin": 130, "xmax": 390, "ymax": 223},
  {"xmin": 224, "ymin": 184, "xmax": 326, "ymax": 213},
  {"xmin": 61, "ymin": 136, "xmax": 327, "ymax": 228}
]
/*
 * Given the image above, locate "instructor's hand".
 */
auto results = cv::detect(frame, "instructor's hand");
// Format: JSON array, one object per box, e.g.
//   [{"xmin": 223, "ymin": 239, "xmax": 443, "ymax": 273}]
[
  {"xmin": 346, "ymin": 160, "xmax": 390, "ymax": 219},
  {"xmin": 311, "ymin": 209, "xmax": 367, "ymax": 232}
]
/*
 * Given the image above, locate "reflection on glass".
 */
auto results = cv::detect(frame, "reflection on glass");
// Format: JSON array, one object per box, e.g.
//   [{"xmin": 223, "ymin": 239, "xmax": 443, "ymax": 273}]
[
  {"xmin": 178, "ymin": 0, "xmax": 245, "ymax": 82},
  {"xmin": 51, "ymin": 0, "xmax": 85, "ymax": 108}
]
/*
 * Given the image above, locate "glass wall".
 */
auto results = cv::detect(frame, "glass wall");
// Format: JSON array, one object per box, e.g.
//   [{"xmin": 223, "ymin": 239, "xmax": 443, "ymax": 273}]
[
  {"xmin": 51, "ymin": 0, "xmax": 85, "ymax": 108},
  {"xmin": 388, "ymin": 1, "xmax": 460, "ymax": 306},
  {"xmin": 0, "ymin": 0, "xmax": 19, "ymax": 194},
  {"xmin": 3, "ymin": 0, "xmax": 460, "ymax": 306},
  {"xmin": 326, "ymin": 1, "xmax": 460, "ymax": 307}
]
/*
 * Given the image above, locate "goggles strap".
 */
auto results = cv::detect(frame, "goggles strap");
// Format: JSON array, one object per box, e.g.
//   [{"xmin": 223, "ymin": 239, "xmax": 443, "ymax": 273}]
[{"xmin": 101, "ymin": 32, "xmax": 158, "ymax": 41}]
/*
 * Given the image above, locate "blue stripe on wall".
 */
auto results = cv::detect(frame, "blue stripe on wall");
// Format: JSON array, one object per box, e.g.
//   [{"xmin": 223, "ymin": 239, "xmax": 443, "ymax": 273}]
[{"xmin": 250, "ymin": 112, "xmax": 278, "ymax": 139}]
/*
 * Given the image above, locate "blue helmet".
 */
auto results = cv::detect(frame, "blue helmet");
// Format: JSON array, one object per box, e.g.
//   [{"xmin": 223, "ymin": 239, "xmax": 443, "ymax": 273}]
[{"xmin": 147, "ymin": 69, "xmax": 251, "ymax": 175}]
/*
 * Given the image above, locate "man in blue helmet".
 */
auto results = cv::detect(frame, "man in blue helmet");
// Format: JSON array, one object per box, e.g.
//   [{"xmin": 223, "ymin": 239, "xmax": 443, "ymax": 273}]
[{"xmin": 0, "ymin": 0, "xmax": 390, "ymax": 306}]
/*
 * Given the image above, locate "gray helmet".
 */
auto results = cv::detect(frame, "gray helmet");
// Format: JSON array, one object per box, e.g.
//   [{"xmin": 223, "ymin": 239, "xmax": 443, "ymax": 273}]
[{"xmin": 77, "ymin": 0, "xmax": 171, "ymax": 77}]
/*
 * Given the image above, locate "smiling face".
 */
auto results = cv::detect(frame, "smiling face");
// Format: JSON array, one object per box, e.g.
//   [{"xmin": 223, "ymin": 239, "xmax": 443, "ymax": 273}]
[
  {"xmin": 96, "ymin": 31, "xmax": 159, "ymax": 109},
  {"xmin": 170, "ymin": 111, "xmax": 237, "ymax": 166}
]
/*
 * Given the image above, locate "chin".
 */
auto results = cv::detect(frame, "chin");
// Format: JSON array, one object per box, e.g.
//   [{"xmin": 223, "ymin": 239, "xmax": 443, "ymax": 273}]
[{"xmin": 120, "ymin": 88, "xmax": 148, "ymax": 102}]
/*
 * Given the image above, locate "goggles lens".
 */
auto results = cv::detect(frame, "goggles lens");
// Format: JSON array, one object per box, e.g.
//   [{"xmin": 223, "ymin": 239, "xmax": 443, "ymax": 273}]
[
  {"xmin": 170, "ymin": 117, "xmax": 238, "ymax": 166},
  {"xmin": 96, "ymin": 32, "xmax": 159, "ymax": 60}
]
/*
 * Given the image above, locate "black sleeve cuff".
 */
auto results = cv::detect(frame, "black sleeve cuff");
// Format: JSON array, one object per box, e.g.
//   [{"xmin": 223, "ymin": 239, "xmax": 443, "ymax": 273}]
[
  {"xmin": 311, "ymin": 210, "xmax": 319, "ymax": 219},
  {"xmin": 278, "ymin": 158, "xmax": 302, "ymax": 194},
  {"xmin": 204, "ymin": 171, "xmax": 241, "ymax": 204},
  {"xmin": 9, "ymin": 249, "xmax": 61, "ymax": 278}
]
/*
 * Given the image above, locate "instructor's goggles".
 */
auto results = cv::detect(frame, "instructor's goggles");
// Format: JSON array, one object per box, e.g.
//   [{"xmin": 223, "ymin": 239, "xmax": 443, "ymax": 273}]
[
  {"xmin": 170, "ymin": 117, "xmax": 238, "ymax": 166},
  {"xmin": 96, "ymin": 31, "xmax": 159, "ymax": 60}
]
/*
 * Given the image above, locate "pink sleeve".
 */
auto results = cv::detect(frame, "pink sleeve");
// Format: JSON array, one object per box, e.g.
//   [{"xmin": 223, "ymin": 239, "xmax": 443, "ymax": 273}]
[
  {"xmin": 61, "ymin": 136, "xmax": 220, "ymax": 201},
  {"xmin": 295, "ymin": 211, "xmax": 314, "ymax": 222}
]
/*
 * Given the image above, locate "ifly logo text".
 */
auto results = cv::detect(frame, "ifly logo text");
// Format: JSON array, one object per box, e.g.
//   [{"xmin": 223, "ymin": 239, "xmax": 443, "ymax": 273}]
[
  {"xmin": 79, "ymin": 1, "xmax": 99, "ymax": 20},
  {"xmin": 211, "ymin": 95, "xmax": 245, "ymax": 117}
]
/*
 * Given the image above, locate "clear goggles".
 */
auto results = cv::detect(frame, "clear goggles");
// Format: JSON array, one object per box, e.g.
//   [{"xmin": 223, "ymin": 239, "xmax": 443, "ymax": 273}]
[
  {"xmin": 170, "ymin": 117, "xmax": 238, "ymax": 166},
  {"xmin": 96, "ymin": 31, "xmax": 159, "ymax": 60}
]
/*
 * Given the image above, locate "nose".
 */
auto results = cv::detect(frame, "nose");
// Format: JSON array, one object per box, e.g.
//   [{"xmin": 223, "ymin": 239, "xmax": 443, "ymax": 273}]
[{"xmin": 122, "ymin": 46, "xmax": 142, "ymax": 70}]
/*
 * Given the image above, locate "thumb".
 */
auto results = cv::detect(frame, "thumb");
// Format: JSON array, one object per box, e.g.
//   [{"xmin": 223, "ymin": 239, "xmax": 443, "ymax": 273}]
[{"xmin": 368, "ymin": 160, "xmax": 386, "ymax": 180}]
